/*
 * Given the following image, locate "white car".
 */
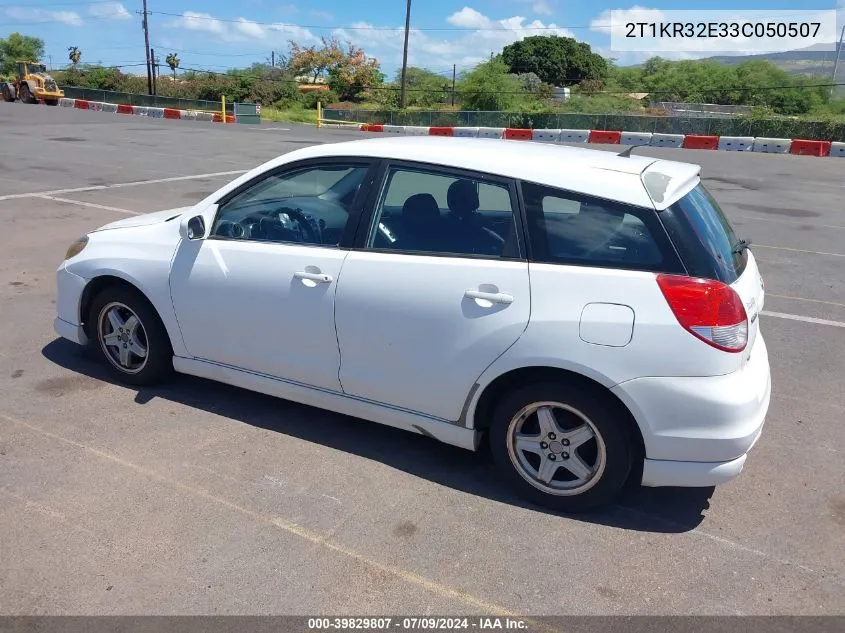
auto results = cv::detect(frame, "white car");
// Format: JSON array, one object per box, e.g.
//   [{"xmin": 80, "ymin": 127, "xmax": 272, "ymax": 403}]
[{"xmin": 54, "ymin": 136, "xmax": 771, "ymax": 511}]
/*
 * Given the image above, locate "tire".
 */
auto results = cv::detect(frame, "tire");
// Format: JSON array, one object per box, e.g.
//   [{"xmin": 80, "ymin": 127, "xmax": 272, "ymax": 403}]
[
  {"xmin": 88, "ymin": 285, "xmax": 174, "ymax": 386},
  {"xmin": 45, "ymin": 99, "xmax": 58, "ymax": 106},
  {"xmin": 489, "ymin": 381, "xmax": 634, "ymax": 512},
  {"xmin": 1, "ymin": 84, "xmax": 13, "ymax": 103},
  {"xmin": 20, "ymin": 83, "xmax": 35, "ymax": 104}
]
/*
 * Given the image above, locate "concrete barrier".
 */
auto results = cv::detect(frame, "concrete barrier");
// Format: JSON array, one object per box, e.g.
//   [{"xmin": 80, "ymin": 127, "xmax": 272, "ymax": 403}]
[
  {"xmin": 477, "ymin": 127, "xmax": 505, "ymax": 139},
  {"xmin": 100, "ymin": 102, "xmax": 117, "ymax": 113},
  {"xmin": 531, "ymin": 129, "xmax": 562, "ymax": 142},
  {"xmin": 650, "ymin": 133, "xmax": 685, "ymax": 148},
  {"xmin": 453, "ymin": 127, "xmax": 479, "ymax": 137},
  {"xmin": 88, "ymin": 101, "xmax": 104, "ymax": 112},
  {"xmin": 59, "ymin": 98, "xmax": 74, "ymax": 107},
  {"xmin": 718, "ymin": 136, "xmax": 754, "ymax": 151},
  {"xmin": 195, "ymin": 111, "xmax": 214, "ymax": 122},
  {"xmin": 558, "ymin": 129, "xmax": 590, "ymax": 143},
  {"xmin": 753, "ymin": 137, "xmax": 791, "ymax": 153},
  {"xmin": 620, "ymin": 132, "xmax": 653, "ymax": 145},
  {"xmin": 830, "ymin": 141, "xmax": 845, "ymax": 157},
  {"xmin": 147, "ymin": 107, "xmax": 164, "ymax": 119},
  {"xmin": 180, "ymin": 110, "xmax": 198, "ymax": 120},
  {"xmin": 133, "ymin": 106, "xmax": 149, "ymax": 116},
  {"xmin": 404, "ymin": 126, "xmax": 429, "ymax": 136},
  {"xmin": 382, "ymin": 125, "xmax": 405, "ymax": 135}
]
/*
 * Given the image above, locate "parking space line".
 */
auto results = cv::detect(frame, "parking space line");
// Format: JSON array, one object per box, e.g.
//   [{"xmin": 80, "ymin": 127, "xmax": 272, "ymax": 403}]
[
  {"xmin": 0, "ymin": 170, "xmax": 248, "ymax": 202},
  {"xmin": 35, "ymin": 195, "xmax": 139, "ymax": 216},
  {"xmin": 762, "ymin": 311, "xmax": 845, "ymax": 328},
  {"xmin": 0, "ymin": 410, "xmax": 517, "ymax": 617},
  {"xmin": 735, "ymin": 214, "xmax": 845, "ymax": 231},
  {"xmin": 767, "ymin": 293, "xmax": 845, "ymax": 309},
  {"xmin": 754, "ymin": 244, "xmax": 845, "ymax": 258}
]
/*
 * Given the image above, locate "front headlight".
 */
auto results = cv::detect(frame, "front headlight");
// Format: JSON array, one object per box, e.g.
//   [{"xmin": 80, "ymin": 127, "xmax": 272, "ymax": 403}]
[{"xmin": 65, "ymin": 236, "xmax": 89, "ymax": 260}]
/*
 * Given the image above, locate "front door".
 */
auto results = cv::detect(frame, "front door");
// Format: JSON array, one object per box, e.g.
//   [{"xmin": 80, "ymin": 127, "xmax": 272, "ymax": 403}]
[
  {"xmin": 335, "ymin": 163, "xmax": 531, "ymax": 422},
  {"xmin": 170, "ymin": 160, "xmax": 373, "ymax": 391}
]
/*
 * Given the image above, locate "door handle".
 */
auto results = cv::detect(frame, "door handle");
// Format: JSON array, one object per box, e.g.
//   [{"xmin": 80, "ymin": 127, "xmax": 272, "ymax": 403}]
[
  {"xmin": 464, "ymin": 290, "xmax": 514, "ymax": 305},
  {"xmin": 294, "ymin": 271, "xmax": 333, "ymax": 284}
]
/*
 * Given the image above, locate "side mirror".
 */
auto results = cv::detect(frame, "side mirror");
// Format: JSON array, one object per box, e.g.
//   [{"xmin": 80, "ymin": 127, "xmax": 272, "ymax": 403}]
[{"xmin": 180, "ymin": 215, "xmax": 206, "ymax": 240}]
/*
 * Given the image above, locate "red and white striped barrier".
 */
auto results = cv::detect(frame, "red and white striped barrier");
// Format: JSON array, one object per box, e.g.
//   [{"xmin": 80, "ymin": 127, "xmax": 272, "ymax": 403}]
[
  {"xmin": 356, "ymin": 124, "xmax": 843, "ymax": 157},
  {"xmin": 58, "ymin": 97, "xmax": 235, "ymax": 123}
]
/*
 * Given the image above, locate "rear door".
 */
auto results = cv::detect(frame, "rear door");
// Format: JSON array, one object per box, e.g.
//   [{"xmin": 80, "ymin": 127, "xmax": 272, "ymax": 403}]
[{"xmin": 333, "ymin": 162, "xmax": 530, "ymax": 422}]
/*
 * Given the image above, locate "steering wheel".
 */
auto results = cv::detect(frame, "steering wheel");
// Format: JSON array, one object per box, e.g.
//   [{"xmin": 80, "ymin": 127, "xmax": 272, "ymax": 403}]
[{"xmin": 278, "ymin": 207, "xmax": 319, "ymax": 243}]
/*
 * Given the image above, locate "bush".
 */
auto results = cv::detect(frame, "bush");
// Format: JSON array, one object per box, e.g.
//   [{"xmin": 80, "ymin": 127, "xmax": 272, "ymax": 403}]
[{"xmin": 298, "ymin": 88, "xmax": 338, "ymax": 109}]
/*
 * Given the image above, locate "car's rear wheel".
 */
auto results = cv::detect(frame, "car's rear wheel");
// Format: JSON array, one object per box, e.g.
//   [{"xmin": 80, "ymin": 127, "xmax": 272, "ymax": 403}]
[
  {"xmin": 1, "ymin": 84, "xmax": 13, "ymax": 102},
  {"xmin": 89, "ymin": 286, "xmax": 173, "ymax": 386},
  {"xmin": 489, "ymin": 382, "xmax": 633, "ymax": 512},
  {"xmin": 45, "ymin": 99, "xmax": 58, "ymax": 106}
]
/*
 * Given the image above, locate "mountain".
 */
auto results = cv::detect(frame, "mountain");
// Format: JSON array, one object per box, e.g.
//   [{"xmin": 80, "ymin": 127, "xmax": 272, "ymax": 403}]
[{"xmin": 702, "ymin": 42, "xmax": 843, "ymax": 77}]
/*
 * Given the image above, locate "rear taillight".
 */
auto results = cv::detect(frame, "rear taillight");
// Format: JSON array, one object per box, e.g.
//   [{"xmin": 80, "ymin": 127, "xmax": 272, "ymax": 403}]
[{"xmin": 657, "ymin": 274, "xmax": 748, "ymax": 353}]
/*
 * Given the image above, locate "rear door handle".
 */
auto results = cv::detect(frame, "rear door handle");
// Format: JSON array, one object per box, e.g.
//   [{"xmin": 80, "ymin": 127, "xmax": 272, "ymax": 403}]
[
  {"xmin": 464, "ymin": 290, "xmax": 514, "ymax": 305},
  {"xmin": 294, "ymin": 271, "xmax": 333, "ymax": 284}
]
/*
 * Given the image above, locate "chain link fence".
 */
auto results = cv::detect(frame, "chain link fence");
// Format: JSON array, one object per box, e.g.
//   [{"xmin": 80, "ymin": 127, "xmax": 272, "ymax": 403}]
[
  {"xmin": 323, "ymin": 109, "xmax": 845, "ymax": 141},
  {"xmin": 59, "ymin": 86, "xmax": 233, "ymax": 113}
]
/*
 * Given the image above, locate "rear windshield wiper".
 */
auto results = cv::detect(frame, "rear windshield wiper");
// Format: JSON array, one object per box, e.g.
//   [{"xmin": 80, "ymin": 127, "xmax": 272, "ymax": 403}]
[{"xmin": 732, "ymin": 238, "xmax": 752, "ymax": 254}]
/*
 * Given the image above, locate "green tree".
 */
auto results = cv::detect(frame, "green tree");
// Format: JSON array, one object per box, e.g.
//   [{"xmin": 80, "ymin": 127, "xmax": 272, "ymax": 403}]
[
  {"xmin": 166, "ymin": 52, "xmax": 180, "ymax": 79},
  {"xmin": 457, "ymin": 59, "xmax": 526, "ymax": 111},
  {"xmin": 396, "ymin": 67, "xmax": 451, "ymax": 107},
  {"xmin": 67, "ymin": 46, "xmax": 81, "ymax": 67},
  {"xmin": 501, "ymin": 35, "xmax": 607, "ymax": 86},
  {"xmin": 0, "ymin": 32, "xmax": 45, "ymax": 75}
]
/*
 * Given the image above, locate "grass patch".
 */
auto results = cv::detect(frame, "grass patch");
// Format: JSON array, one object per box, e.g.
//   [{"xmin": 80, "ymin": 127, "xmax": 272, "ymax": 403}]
[{"xmin": 261, "ymin": 106, "xmax": 318, "ymax": 124}]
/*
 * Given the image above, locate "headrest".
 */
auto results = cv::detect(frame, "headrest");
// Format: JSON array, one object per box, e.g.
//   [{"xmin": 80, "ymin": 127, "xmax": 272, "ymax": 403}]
[{"xmin": 447, "ymin": 179, "xmax": 479, "ymax": 216}]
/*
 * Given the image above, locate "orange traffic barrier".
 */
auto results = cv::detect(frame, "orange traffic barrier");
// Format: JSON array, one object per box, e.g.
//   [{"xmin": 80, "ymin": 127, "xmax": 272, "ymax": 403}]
[
  {"xmin": 504, "ymin": 128, "xmax": 532, "ymax": 140},
  {"xmin": 789, "ymin": 139, "xmax": 832, "ymax": 157},
  {"xmin": 588, "ymin": 130, "xmax": 622, "ymax": 144},
  {"xmin": 683, "ymin": 135, "xmax": 719, "ymax": 150}
]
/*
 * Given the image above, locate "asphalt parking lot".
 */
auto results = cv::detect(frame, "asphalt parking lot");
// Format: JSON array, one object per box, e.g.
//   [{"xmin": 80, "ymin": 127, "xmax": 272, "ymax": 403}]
[{"xmin": 1, "ymin": 103, "xmax": 843, "ymax": 616}]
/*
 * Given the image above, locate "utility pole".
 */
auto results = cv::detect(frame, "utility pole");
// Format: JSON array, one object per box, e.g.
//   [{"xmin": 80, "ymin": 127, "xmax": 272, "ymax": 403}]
[
  {"xmin": 831, "ymin": 26, "xmax": 845, "ymax": 99},
  {"xmin": 150, "ymin": 47, "xmax": 157, "ymax": 95},
  {"xmin": 140, "ymin": 0, "xmax": 153, "ymax": 95},
  {"xmin": 451, "ymin": 63, "xmax": 456, "ymax": 106},
  {"xmin": 271, "ymin": 51, "xmax": 275, "ymax": 67},
  {"xmin": 398, "ymin": 0, "xmax": 412, "ymax": 108}
]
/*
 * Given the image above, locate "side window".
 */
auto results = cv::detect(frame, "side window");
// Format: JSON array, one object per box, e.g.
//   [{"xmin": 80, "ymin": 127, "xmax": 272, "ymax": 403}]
[
  {"xmin": 521, "ymin": 181, "xmax": 672, "ymax": 271},
  {"xmin": 211, "ymin": 164, "xmax": 369, "ymax": 247},
  {"xmin": 367, "ymin": 166, "xmax": 519, "ymax": 258}
]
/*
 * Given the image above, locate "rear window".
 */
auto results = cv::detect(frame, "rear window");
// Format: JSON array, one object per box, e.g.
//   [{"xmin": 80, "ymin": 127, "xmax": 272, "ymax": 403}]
[
  {"xmin": 520, "ymin": 181, "xmax": 683, "ymax": 273},
  {"xmin": 665, "ymin": 184, "xmax": 747, "ymax": 284}
]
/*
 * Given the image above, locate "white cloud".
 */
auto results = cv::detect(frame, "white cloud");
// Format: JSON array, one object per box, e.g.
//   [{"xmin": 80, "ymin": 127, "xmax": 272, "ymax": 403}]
[
  {"xmin": 171, "ymin": 11, "xmax": 226, "ymax": 35},
  {"xmin": 87, "ymin": 2, "xmax": 131, "ymax": 20},
  {"xmin": 447, "ymin": 7, "xmax": 491, "ymax": 29},
  {"xmin": 2, "ymin": 6, "xmax": 83, "ymax": 26},
  {"xmin": 234, "ymin": 17, "xmax": 266, "ymax": 39},
  {"xmin": 167, "ymin": 10, "xmax": 317, "ymax": 44},
  {"xmin": 590, "ymin": 6, "xmax": 665, "ymax": 38},
  {"xmin": 335, "ymin": 7, "xmax": 576, "ymax": 70}
]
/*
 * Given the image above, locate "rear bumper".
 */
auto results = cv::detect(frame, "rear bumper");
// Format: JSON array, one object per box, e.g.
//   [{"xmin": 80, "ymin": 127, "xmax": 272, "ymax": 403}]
[{"xmin": 612, "ymin": 334, "xmax": 771, "ymax": 487}]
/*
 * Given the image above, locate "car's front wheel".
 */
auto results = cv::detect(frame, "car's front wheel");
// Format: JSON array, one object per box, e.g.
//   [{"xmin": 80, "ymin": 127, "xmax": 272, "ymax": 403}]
[
  {"xmin": 88, "ymin": 286, "xmax": 173, "ymax": 386},
  {"xmin": 489, "ymin": 382, "xmax": 634, "ymax": 512}
]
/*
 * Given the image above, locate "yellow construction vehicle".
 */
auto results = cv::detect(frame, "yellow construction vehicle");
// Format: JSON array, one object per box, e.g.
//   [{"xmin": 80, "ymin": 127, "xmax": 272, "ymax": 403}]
[{"xmin": 1, "ymin": 61, "xmax": 64, "ymax": 105}]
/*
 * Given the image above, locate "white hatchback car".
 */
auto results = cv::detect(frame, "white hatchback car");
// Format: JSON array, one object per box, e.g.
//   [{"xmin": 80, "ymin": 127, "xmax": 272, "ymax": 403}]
[{"xmin": 54, "ymin": 136, "xmax": 771, "ymax": 511}]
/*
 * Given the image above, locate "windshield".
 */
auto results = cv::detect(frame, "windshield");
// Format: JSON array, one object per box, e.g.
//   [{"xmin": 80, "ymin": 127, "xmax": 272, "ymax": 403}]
[
  {"xmin": 29, "ymin": 64, "xmax": 47, "ymax": 73},
  {"xmin": 667, "ymin": 183, "xmax": 748, "ymax": 284}
]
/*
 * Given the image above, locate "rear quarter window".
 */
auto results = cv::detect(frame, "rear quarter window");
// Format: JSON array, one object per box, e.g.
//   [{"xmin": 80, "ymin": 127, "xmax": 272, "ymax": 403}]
[
  {"xmin": 520, "ymin": 181, "xmax": 683, "ymax": 273},
  {"xmin": 661, "ymin": 184, "xmax": 747, "ymax": 284}
]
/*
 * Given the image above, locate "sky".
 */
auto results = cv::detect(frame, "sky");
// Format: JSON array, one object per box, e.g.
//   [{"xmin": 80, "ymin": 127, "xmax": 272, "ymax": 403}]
[{"xmin": 1, "ymin": 0, "xmax": 844, "ymax": 79}]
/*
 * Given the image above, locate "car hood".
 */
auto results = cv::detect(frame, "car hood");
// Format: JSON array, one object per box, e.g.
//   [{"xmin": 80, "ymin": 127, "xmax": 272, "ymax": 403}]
[{"xmin": 92, "ymin": 207, "xmax": 192, "ymax": 232}]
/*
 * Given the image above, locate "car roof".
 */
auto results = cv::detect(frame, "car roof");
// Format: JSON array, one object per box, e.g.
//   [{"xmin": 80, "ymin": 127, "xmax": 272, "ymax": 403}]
[{"xmin": 280, "ymin": 136, "xmax": 701, "ymax": 209}]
